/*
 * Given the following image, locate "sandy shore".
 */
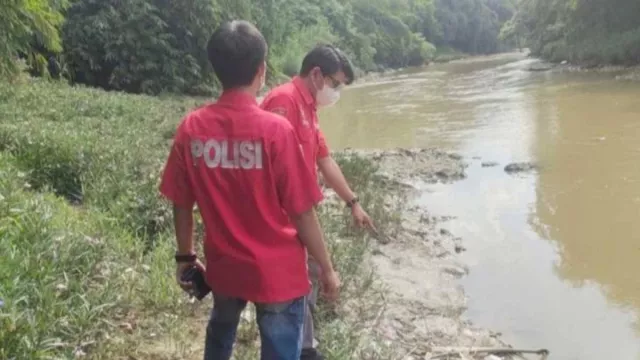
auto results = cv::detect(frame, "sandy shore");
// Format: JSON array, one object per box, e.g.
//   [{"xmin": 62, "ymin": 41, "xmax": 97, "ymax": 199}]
[{"xmin": 327, "ymin": 148, "xmax": 514, "ymax": 359}]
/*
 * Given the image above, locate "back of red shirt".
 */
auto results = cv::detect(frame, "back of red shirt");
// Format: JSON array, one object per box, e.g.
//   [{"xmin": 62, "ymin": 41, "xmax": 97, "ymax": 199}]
[{"xmin": 159, "ymin": 90, "xmax": 323, "ymax": 303}]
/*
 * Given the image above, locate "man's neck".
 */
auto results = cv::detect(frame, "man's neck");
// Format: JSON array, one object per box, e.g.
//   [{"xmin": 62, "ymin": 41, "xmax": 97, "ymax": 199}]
[{"xmin": 224, "ymin": 85, "xmax": 257, "ymax": 98}]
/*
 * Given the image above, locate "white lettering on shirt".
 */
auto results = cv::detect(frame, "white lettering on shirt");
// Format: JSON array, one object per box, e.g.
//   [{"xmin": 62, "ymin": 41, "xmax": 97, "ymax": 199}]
[{"xmin": 191, "ymin": 139, "xmax": 263, "ymax": 169}]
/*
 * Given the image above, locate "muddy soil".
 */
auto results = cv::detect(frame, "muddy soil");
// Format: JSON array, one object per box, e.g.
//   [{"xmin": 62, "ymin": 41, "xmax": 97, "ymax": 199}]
[{"xmin": 334, "ymin": 148, "xmax": 516, "ymax": 360}]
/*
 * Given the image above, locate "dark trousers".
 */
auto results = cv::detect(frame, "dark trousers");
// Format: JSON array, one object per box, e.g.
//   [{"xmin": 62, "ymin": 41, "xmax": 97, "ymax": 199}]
[{"xmin": 204, "ymin": 293, "xmax": 306, "ymax": 360}]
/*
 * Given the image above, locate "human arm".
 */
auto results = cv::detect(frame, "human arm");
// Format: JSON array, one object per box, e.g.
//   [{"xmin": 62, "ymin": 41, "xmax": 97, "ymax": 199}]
[
  {"xmin": 173, "ymin": 205, "xmax": 195, "ymax": 255},
  {"xmin": 317, "ymin": 156, "xmax": 356, "ymax": 204},
  {"xmin": 292, "ymin": 208, "xmax": 340, "ymax": 300},
  {"xmin": 158, "ymin": 121, "xmax": 205, "ymax": 292},
  {"xmin": 272, "ymin": 124, "xmax": 340, "ymax": 300},
  {"xmin": 172, "ymin": 205, "xmax": 206, "ymax": 292},
  {"xmin": 316, "ymin": 131, "xmax": 375, "ymax": 229}
]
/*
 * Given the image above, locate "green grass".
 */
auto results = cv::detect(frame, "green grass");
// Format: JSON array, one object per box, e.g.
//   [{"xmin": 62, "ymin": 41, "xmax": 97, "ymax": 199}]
[
  {"xmin": 0, "ymin": 77, "xmax": 404, "ymax": 359},
  {"xmin": 0, "ymin": 153, "xmax": 193, "ymax": 359},
  {"xmin": 0, "ymin": 77, "xmax": 205, "ymax": 240}
]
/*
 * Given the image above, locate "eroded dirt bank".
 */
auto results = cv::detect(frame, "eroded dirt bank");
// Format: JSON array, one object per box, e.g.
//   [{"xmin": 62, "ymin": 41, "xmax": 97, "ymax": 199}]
[{"xmin": 326, "ymin": 149, "xmax": 515, "ymax": 359}]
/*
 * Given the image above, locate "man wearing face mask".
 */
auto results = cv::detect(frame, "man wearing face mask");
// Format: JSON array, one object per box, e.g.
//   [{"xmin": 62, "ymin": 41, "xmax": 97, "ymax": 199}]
[{"xmin": 261, "ymin": 44, "xmax": 375, "ymax": 360}]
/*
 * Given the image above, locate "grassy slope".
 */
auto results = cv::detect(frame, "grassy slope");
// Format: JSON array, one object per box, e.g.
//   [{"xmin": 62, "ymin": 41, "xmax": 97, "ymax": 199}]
[{"xmin": 0, "ymin": 78, "xmax": 402, "ymax": 359}]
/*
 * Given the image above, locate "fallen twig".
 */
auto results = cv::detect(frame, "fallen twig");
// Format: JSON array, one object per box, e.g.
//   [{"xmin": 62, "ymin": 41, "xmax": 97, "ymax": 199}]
[
  {"xmin": 429, "ymin": 347, "xmax": 549, "ymax": 359},
  {"xmin": 395, "ymin": 344, "xmax": 420, "ymax": 360}
]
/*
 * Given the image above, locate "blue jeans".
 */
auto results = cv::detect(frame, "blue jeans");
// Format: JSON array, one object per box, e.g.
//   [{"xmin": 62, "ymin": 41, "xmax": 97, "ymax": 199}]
[
  {"xmin": 303, "ymin": 257, "xmax": 321, "ymax": 349},
  {"xmin": 204, "ymin": 293, "xmax": 306, "ymax": 360}
]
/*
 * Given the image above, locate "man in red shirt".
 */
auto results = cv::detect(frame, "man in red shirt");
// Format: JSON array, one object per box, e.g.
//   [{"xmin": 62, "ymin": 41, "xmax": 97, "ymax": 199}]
[
  {"xmin": 261, "ymin": 44, "xmax": 374, "ymax": 360},
  {"xmin": 159, "ymin": 21, "xmax": 340, "ymax": 360}
]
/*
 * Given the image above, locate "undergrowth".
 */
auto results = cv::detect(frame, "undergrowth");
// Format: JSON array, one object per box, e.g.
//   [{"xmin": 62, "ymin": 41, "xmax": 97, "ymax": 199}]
[{"xmin": 0, "ymin": 79, "xmax": 405, "ymax": 359}]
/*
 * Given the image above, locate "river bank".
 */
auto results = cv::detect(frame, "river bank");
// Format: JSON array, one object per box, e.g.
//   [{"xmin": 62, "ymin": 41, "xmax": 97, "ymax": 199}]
[
  {"xmin": 523, "ymin": 55, "xmax": 640, "ymax": 80},
  {"xmin": 352, "ymin": 51, "xmax": 640, "ymax": 84},
  {"xmin": 321, "ymin": 149, "xmax": 542, "ymax": 359}
]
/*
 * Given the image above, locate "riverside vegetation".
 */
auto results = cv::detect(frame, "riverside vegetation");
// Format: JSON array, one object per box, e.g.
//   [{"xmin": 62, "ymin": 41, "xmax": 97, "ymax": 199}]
[
  {"xmin": 0, "ymin": 76, "xmax": 406, "ymax": 359},
  {"xmin": 501, "ymin": 0, "xmax": 640, "ymax": 66},
  {"xmin": 4, "ymin": 0, "xmax": 639, "ymax": 94},
  {"xmin": 1, "ymin": 0, "xmax": 520, "ymax": 94}
]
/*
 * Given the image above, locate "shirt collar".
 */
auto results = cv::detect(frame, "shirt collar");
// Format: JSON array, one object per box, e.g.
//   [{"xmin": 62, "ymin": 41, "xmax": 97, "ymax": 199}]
[
  {"xmin": 292, "ymin": 76, "xmax": 316, "ymax": 109},
  {"xmin": 217, "ymin": 89, "xmax": 258, "ymax": 107}
]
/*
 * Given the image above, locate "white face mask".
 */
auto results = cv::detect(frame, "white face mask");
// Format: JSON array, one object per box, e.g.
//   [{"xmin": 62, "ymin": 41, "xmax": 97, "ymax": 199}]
[{"xmin": 316, "ymin": 84, "xmax": 341, "ymax": 107}]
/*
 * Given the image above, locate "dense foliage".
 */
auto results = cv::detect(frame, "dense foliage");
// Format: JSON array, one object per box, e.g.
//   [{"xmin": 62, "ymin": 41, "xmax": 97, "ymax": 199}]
[
  {"xmin": 0, "ymin": 0, "xmax": 68, "ymax": 78},
  {"xmin": 62, "ymin": 0, "xmax": 219, "ymax": 95},
  {"xmin": 502, "ymin": 0, "xmax": 640, "ymax": 66},
  {"xmin": 3, "ymin": 0, "xmax": 518, "ymax": 94},
  {"xmin": 432, "ymin": 0, "xmax": 517, "ymax": 55}
]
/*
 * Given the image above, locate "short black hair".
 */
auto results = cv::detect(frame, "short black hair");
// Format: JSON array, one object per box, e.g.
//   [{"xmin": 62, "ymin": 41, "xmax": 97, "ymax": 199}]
[
  {"xmin": 207, "ymin": 20, "xmax": 267, "ymax": 90},
  {"xmin": 300, "ymin": 44, "xmax": 355, "ymax": 85}
]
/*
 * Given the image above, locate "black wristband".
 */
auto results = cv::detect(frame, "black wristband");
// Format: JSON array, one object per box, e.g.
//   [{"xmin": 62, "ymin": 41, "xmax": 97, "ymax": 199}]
[
  {"xmin": 346, "ymin": 196, "xmax": 359, "ymax": 208},
  {"xmin": 175, "ymin": 253, "xmax": 197, "ymax": 263}
]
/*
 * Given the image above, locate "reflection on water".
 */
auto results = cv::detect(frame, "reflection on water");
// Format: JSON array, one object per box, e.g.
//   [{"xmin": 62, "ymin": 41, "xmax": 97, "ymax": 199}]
[{"xmin": 320, "ymin": 53, "xmax": 640, "ymax": 360}]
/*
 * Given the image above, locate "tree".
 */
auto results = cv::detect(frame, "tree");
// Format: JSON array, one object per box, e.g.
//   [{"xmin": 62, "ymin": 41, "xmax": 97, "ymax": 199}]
[
  {"xmin": 62, "ymin": 0, "xmax": 218, "ymax": 95},
  {"xmin": 506, "ymin": 0, "xmax": 640, "ymax": 65},
  {"xmin": 0, "ymin": 0, "xmax": 68, "ymax": 79}
]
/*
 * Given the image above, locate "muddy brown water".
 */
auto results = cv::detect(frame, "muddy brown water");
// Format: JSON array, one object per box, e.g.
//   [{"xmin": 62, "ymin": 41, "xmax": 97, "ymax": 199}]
[{"xmin": 319, "ymin": 53, "xmax": 640, "ymax": 360}]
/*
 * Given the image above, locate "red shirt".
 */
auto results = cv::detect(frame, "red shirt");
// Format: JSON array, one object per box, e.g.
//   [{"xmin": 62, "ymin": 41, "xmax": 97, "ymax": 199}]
[
  {"xmin": 260, "ymin": 76, "xmax": 330, "ymax": 182},
  {"xmin": 159, "ymin": 90, "xmax": 323, "ymax": 303}
]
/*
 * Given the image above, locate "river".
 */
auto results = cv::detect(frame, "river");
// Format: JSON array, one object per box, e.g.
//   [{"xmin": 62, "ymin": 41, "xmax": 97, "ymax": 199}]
[{"xmin": 319, "ymin": 53, "xmax": 640, "ymax": 360}]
